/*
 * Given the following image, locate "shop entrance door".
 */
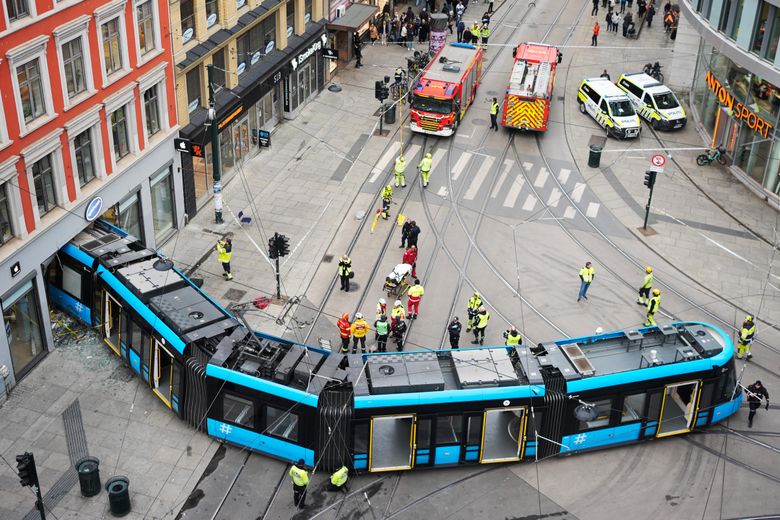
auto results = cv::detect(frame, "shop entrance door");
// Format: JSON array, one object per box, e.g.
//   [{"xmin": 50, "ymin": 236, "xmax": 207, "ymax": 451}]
[
  {"xmin": 233, "ymin": 117, "xmax": 251, "ymax": 164},
  {"xmin": 297, "ymin": 64, "xmax": 311, "ymax": 110}
]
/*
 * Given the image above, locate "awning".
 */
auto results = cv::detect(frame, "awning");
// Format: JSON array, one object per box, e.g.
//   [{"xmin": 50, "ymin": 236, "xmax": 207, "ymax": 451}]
[{"xmin": 326, "ymin": 3, "xmax": 377, "ymax": 31}]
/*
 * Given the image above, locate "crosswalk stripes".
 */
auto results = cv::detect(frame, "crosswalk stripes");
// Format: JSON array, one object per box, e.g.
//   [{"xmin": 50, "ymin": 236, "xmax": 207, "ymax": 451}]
[
  {"xmin": 451, "ymin": 152, "xmax": 473, "ymax": 181},
  {"xmin": 522, "ymin": 162, "xmax": 533, "ymax": 171},
  {"xmin": 563, "ymin": 206, "xmax": 577, "ymax": 219},
  {"xmin": 571, "ymin": 182, "xmax": 586, "ymax": 203},
  {"xmin": 491, "ymin": 159, "xmax": 514, "ymax": 198},
  {"xmin": 464, "ymin": 157, "xmax": 495, "ymax": 200},
  {"xmin": 547, "ymin": 188, "xmax": 562, "ymax": 208},
  {"xmin": 534, "ymin": 167, "xmax": 549, "ymax": 188},
  {"xmin": 437, "ymin": 186, "xmax": 448, "ymax": 198},
  {"xmin": 586, "ymin": 202, "xmax": 600, "ymax": 218},
  {"xmin": 368, "ymin": 142, "xmax": 400, "ymax": 183},
  {"xmin": 430, "ymin": 149, "xmax": 447, "ymax": 173},
  {"xmin": 522, "ymin": 194, "xmax": 537, "ymax": 211},
  {"xmin": 558, "ymin": 168, "xmax": 571, "ymax": 184},
  {"xmin": 502, "ymin": 176, "xmax": 525, "ymax": 208}
]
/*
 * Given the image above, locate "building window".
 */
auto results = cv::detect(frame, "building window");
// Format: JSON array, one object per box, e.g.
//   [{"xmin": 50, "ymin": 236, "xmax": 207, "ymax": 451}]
[
  {"xmin": 2, "ymin": 280, "xmax": 46, "ymax": 379},
  {"xmin": 150, "ymin": 168, "xmax": 175, "ymax": 242},
  {"xmin": 767, "ymin": 8, "xmax": 780, "ymax": 60},
  {"xmin": 752, "ymin": 2, "xmax": 771, "ymax": 54},
  {"xmin": 73, "ymin": 130, "xmax": 95, "ymax": 186},
  {"xmin": 136, "ymin": 0, "xmax": 156, "ymax": 57},
  {"xmin": 17, "ymin": 60, "xmax": 46, "ymax": 124},
  {"xmin": 180, "ymin": 0, "xmax": 195, "ymax": 42},
  {"xmin": 62, "ymin": 37, "xmax": 87, "ymax": 99},
  {"xmin": 212, "ymin": 49, "xmax": 226, "ymax": 88},
  {"xmin": 102, "ymin": 18, "xmax": 124, "ymax": 75},
  {"xmin": 186, "ymin": 67, "xmax": 201, "ymax": 112},
  {"xmin": 719, "ymin": 0, "xmax": 732, "ymax": 31},
  {"xmin": 0, "ymin": 183, "xmax": 13, "ymax": 244},
  {"xmin": 31, "ymin": 155, "xmax": 56, "ymax": 216},
  {"xmin": 729, "ymin": 0, "xmax": 745, "ymax": 40},
  {"xmin": 143, "ymin": 86, "xmax": 161, "ymax": 138},
  {"xmin": 305, "ymin": 0, "xmax": 312, "ymax": 22},
  {"xmin": 111, "ymin": 107, "xmax": 130, "ymax": 160},
  {"xmin": 103, "ymin": 192, "xmax": 143, "ymax": 239},
  {"xmin": 6, "ymin": 0, "xmax": 29, "ymax": 22},
  {"xmin": 287, "ymin": 0, "xmax": 295, "ymax": 35},
  {"xmin": 205, "ymin": 0, "xmax": 218, "ymax": 27},
  {"xmin": 264, "ymin": 16, "xmax": 276, "ymax": 48}
]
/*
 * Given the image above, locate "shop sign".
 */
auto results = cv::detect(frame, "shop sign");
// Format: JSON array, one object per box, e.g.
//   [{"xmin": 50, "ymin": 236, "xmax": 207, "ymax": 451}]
[
  {"xmin": 218, "ymin": 105, "xmax": 244, "ymax": 130},
  {"xmin": 265, "ymin": 41, "xmax": 275, "ymax": 54},
  {"xmin": 323, "ymin": 48, "xmax": 339, "ymax": 60},
  {"xmin": 237, "ymin": 62, "xmax": 247, "ymax": 75},
  {"xmin": 290, "ymin": 35, "xmax": 326, "ymax": 72},
  {"xmin": 10, "ymin": 261, "xmax": 21, "ymax": 278},
  {"xmin": 304, "ymin": 13, "xmax": 311, "ymax": 22},
  {"xmin": 236, "ymin": 0, "xmax": 246, "ymax": 8},
  {"xmin": 174, "ymin": 138, "xmax": 192, "ymax": 154},
  {"xmin": 182, "ymin": 28, "xmax": 194, "ymax": 43},
  {"xmin": 192, "ymin": 144, "xmax": 205, "ymax": 157},
  {"xmin": 258, "ymin": 130, "xmax": 271, "ymax": 147},
  {"xmin": 85, "ymin": 197, "xmax": 103, "ymax": 222},
  {"xmin": 207, "ymin": 13, "xmax": 218, "ymax": 27},
  {"xmin": 704, "ymin": 70, "xmax": 774, "ymax": 139},
  {"xmin": 251, "ymin": 52, "xmax": 262, "ymax": 65},
  {"xmin": 188, "ymin": 99, "xmax": 200, "ymax": 112},
  {"xmin": 287, "ymin": 26, "xmax": 294, "ymax": 37}
]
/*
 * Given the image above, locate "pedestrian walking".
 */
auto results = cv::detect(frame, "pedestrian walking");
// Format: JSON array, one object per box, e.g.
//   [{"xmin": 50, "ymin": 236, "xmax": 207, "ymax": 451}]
[
  {"xmin": 395, "ymin": 154, "xmax": 407, "ymax": 187},
  {"xmin": 490, "ymin": 97, "xmax": 500, "ymax": 130},
  {"xmin": 620, "ymin": 0, "xmax": 626, "ymax": 13},
  {"xmin": 637, "ymin": 266, "xmax": 653, "ymax": 305},
  {"xmin": 216, "ymin": 237, "xmax": 233, "ymax": 280},
  {"xmin": 592, "ymin": 0, "xmax": 599, "ymax": 15},
  {"xmin": 737, "ymin": 315, "xmax": 756, "ymax": 360},
  {"xmin": 646, "ymin": 3, "xmax": 655, "ymax": 26},
  {"xmin": 600, "ymin": 69, "xmax": 611, "ymax": 79},
  {"xmin": 353, "ymin": 31, "xmax": 363, "ymax": 68},
  {"xmin": 601, "ymin": 0, "xmax": 607, "ymax": 8},
  {"xmin": 351, "ymin": 313, "xmax": 369, "ymax": 353},
  {"xmin": 612, "ymin": 11, "xmax": 621, "ymax": 31},
  {"xmin": 644, "ymin": 288, "xmax": 661, "ymax": 326},
  {"xmin": 448, "ymin": 316, "xmax": 462, "ymax": 348},
  {"xmin": 480, "ymin": 23, "xmax": 490, "ymax": 49},
  {"xmin": 407, "ymin": 220, "xmax": 421, "ymax": 248},
  {"xmin": 369, "ymin": 22, "xmax": 378, "ymax": 44},
  {"xmin": 391, "ymin": 299, "xmax": 406, "ymax": 327},
  {"xmin": 338, "ymin": 254, "xmax": 352, "ymax": 292},
  {"xmin": 289, "ymin": 459, "xmax": 309, "ymax": 509},
  {"xmin": 746, "ymin": 380, "xmax": 769, "ymax": 427},
  {"xmin": 456, "ymin": 0, "xmax": 465, "ymax": 20},
  {"xmin": 392, "ymin": 317, "xmax": 407, "ymax": 350},
  {"xmin": 471, "ymin": 306, "xmax": 490, "ymax": 344},
  {"xmin": 466, "ymin": 291, "xmax": 482, "ymax": 332},
  {"xmin": 327, "ymin": 465, "xmax": 350, "ymax": 492},
  {"xmin": 577, "ymin": 261, "xmax": 595, "ymax": 302},
  {"xmin": 418, "ymin": 152, "xmax": 433, "ymax": 188},
  {"xmin": 337, "ymin": 313, "xmax": 351, "ymax": 352},
  {"xmin": 503, "ymin": 326, "xmax": 522, "ymax": 346},
  {"xmin": 456, "ymin": 18, "xmax": 466, "ymax": 41},
  {"xmin": 400, "ymin": 218, "xmax": 413, "ymax": 248},
  {"xmin": 592, "ymin": 21, "xmax": 600, "ymax": 45},
  {"xmin": 375, "ymin": 314, "xmax": 390, "ymax": 352},
  {"xmin": 403, "ymin": 245, "xmax": 418, "ymax": 278},
  {"xmin": 605, "ymin": 10, "xmax": 613, "ymax": 31},
  {"xmin": 376, "ymin": 298, "xmax": 387, "ymax": 319},
  {"xmin": 407, "ymin": 279, "xmax": 425, "ymax": 319}
]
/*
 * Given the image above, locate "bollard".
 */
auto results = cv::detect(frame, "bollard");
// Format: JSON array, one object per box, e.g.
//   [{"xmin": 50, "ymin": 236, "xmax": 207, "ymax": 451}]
[
  {"xmin": 105, "ymin": 476, "xmax": 131, "ymax": 517},
  {"xmin": 76, "ymin": 457, "xmax": 101, "ymax": 497},
  {"xmin": 588, "ymin": 145, "xmax": 602, "ymax": 168}
]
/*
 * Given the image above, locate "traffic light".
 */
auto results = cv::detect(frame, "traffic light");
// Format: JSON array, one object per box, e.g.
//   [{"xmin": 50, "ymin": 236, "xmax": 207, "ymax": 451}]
[
  {"xmin": 268, "ymin": 237, "xmax": 278, "ymax": 259},
  {"xmin": 275, "ymin": 234, "xmax": 290, "ymax": 257},
  {"xmin": 643, "ymin": 170, "xmax": 657, "ymax": 189},
  {"xmin": 16, "ymin": 452, "xmax": 38, "ymax": 488},
  {"xmin": 375, "ymin": 80, "xmax": 384, "ymax": 101}
]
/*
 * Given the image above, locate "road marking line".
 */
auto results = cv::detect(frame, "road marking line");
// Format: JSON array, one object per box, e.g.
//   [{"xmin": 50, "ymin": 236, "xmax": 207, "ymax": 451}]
[
  {"xmin": 491, "ymin": 172, "xmax": 507, "ymax": 198},
  {"xmin": 437, "ymin": 186, "xmax": 448, "ymax": 198},
  {"xmin": 452, "ymin": 152, "xmax": 473, "ymax": 180},
  {"xmin": 533, "ymin": 167, "xmax": 549, "ymax": 188},
  {"xmin": 522, "ymin": 162, "xmax": 534, "ymax": 171},
  {"xmin": 563, "ymin": 206, "xmax": 577, "ymax": 219},
  {"xmin": 430, "ymin": 149, "xmax": 447, "ymax": 171},
  {"xmin": 558, "ymin": 168, "xmax": 571, "ymax": 184},
  {"xmin": 369, "ymin": 142, "xmax": 400, "ymax": 183},
  {"xmin": 571, "ymin": 182, "xmax": 586, "ymax": 202},
  {"xmin": 586, "ymin": 202, "xmax": 600, "ymax": 218},
  {"xmin": 547, "ymin": 188, "xmax": 562, "ymax": 208},
  {"xmin": 522, "ymin": 194, "xmax": 537, "ymax": 211},
  {"xmin": 464, "ymin": 157, "xmax": 495, "ymax": 200},
  {"xmin": 503, "ymin": 176, "xmax": 525, "ymax": 207}
]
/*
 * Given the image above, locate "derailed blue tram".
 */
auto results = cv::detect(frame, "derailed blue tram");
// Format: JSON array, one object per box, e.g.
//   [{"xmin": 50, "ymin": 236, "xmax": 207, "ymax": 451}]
[{"xmin": 48, "ymin": 221, "xmax": 742, "ymax": 472}]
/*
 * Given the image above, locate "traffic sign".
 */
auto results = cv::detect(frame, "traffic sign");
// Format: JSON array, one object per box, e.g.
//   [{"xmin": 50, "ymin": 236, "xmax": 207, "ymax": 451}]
[{"xmin": 651, "ymin": 154, "xmax": 666, "ymax": 167}]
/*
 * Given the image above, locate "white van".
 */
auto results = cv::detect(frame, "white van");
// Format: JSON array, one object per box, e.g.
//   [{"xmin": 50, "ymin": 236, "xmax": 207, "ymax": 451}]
[
  {"xmin": 577, "ymin": 78, "xmax": 641, "ymax": 139},
  {"xmin": 616, "ymin": 73, "xmax": 686, "ymax": 130}
]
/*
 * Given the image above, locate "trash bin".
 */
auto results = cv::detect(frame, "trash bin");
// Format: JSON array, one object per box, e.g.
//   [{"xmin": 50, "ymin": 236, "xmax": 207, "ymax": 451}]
[
  {"xmin": 384, "ymin": 104, "xmax": 396, "ymax": 124},
  {"xmin": 105, "ymin": 476, "xmax": 131, "ymax": 517},
  {"xmin": 588, "ymin": 145, "xmax": 602, "ymax": 168},
  {"xmin": 76, "ymin": 457, "xmax": 101, "ymax": 498}
]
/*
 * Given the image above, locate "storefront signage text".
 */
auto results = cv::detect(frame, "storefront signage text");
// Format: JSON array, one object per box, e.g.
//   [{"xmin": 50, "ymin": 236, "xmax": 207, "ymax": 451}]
[
  {"xmin": 290, "ymin": 35, "xmax": 326, "ymax": 71},
  {"xmin": 10, "ymin": 261, "xmax": 21, "ymax": 278},
  {"xmin": 218, "ymin": 105, "xmax": 244, "ymax": 130},
  {"xmin": 85, "ymin": 197, "xmax": 103, "ymax": 222},
  {"xmin": 704, "ymin": 70, "xmax": 774, "ymax": 138},
  {"xmin": 251, "ymin": 52, "xmax": 261, "ymax": 65}
]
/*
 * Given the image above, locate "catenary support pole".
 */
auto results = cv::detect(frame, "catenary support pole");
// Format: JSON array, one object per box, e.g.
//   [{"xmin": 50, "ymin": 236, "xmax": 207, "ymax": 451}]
[{"xmin": 207, "ymin": 64, "xmax": 223, "ymax": 224}]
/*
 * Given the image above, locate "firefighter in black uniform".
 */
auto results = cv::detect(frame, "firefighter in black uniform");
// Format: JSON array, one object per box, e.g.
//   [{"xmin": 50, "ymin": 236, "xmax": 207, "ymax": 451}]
[{"xmin": 746, "ymin": 380, "xmax": 769, "ymax": 428}]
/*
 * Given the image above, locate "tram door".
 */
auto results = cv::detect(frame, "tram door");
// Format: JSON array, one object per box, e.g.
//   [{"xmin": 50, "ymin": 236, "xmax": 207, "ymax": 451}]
[
  {"xmin": 480, "ymin": 407, "xmax": 528, "ymax": 463},
  {"xmin": 102, "ymin": 292, "xmax": 121, "ymax": 356},
  {"xmin": 368, "ymin": 414, "xmax": 416, "ymax": 472},
  {"xmin": 657, "ymin": 380, "xmax": 701, "ymax": 437},
  {"xmin": 152, "ymin": 340, "xmax": 175, "ymax": 408}
]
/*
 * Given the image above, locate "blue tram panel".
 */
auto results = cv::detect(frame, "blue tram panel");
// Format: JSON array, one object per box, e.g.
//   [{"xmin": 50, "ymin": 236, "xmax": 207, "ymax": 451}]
[{"xmin": 48, "ymin": 220, "xmax": 743, "ymax": 474}]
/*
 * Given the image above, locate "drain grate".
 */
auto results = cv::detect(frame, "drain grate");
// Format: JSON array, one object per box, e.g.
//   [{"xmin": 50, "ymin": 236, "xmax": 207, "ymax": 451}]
[
  {"xmin": 322, "ymin": 254, "xmax": 334, "ymax": 263},
  {"xmin": 224, "ymin": 288, "xmax": 247, "ymax": 301}
]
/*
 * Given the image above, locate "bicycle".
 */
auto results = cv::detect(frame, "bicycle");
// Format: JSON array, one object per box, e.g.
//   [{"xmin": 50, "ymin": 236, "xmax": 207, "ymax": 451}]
[
  {"xmin": 696, "ymin": 146, "xmax": 727, "ymax": 166},
  {"xmin": 643, "ymin": 61, "xmax": 664, "ymax": 83}
]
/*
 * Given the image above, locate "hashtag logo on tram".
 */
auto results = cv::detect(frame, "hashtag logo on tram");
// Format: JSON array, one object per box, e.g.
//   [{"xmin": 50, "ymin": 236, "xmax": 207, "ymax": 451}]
[
  {"xmin": 573, "ymin": 434, "xmax": 587, "ymax": 445},
  {"xmin": 219, "ymin": 423, "xmax": 233, "ymax": 435}
]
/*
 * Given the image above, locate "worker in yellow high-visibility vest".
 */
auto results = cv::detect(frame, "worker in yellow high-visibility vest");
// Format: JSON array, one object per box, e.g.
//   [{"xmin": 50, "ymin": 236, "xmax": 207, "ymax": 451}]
[{"xmin": 289, "ymin": 459, "xmax": 309, "ymax": 509}]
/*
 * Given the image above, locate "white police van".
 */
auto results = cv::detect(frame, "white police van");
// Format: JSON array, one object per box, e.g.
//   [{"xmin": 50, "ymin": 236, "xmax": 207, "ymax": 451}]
[
  {"xmin": 577, "ymin": 78, "xmax": 641, "ymax": 139},
  {"xmin": 616, "ymin": 73, "xmax": 687, "ymax": 130}
]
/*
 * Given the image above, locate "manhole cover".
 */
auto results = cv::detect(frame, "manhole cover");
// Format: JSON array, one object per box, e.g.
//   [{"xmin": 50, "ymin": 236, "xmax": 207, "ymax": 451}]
[
  {"xmin": 322, "ymin": 254, "xmax": 334, "ymax": 263},
  {"xmin": 224, "ymin": 288, "xmax": 247, "ymax": 301},
  {"xmin": 472, "ymin": 118, "xmax": 487, "ymax": 126},
  {"xmin": 557, "ymin": 96, "xmax": 565, "ymax": 101},
  {"xmin": 486, "ymin": 90, "xmax": 498, "ymax": 96}
]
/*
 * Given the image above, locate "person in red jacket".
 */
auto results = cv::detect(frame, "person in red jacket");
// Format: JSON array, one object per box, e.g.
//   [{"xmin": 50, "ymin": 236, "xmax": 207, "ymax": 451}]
[
  {"xmin": 337, "ymin": 313, "xmax": 351, "ymax": 353},
  {"xmin": 402, "ymin": 245, "xmax": 418, "ymax": 277}
]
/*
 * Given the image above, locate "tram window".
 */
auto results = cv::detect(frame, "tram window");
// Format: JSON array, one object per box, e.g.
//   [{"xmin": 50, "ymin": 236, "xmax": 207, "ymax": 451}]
[
  {"xmin": 526, "ymin": 411, "xmax": 543, "ymax": 441},
  {"xmin": 436, "ymin": 416, "xmax": 463, "ymax": 444},
  {"xmin": 128, "ymin": 318, "xmax": 143, "ymax": 355},
  {"xmin": 354, "ymin": 422, "xmax": 369, "ymax": 453},
  {"xmin": 466, "ymin": 416, "xmax": 482, "ymax": 445},
  {"xmin": 266, "ymin": 404, "xmax": 299, "ymax": 441},
  {"xmin": 699, "ymin": 382, "xmax": 716, "ymax": 411},
  {"xmin": 416, "ymin": 419, "xmax": 431, "ymax": 450},
  {"xmin": 223, "ymin": 394, "xmax": 254, "ymax": 428},
  {"xmin": 647, "ymin": 392, "xmax": 662, "ymax": 421},
  {"xmin": 720, "ymin": 367, "xmax": 736, "ymax": 401},
  {"xmin": 61, "ymin": 264, "xmax": 82, "ymax": 299},
  {"xmin": 578, "ymin": 399, "xmax": 612, "ymax": 431},
  {"xmin": 621, "ymin": 393, "xmax": 647, "ymax": 423}
]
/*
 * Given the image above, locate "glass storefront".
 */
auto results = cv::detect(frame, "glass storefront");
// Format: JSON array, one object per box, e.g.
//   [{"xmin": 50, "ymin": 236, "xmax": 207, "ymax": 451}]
[
  {"xmin": 284, "ymin": 51, "xmax": 322, "ymax": 114},
  {"xmin": 102, "ymin": 191, "xmax": 144, "ymax": 239},
  {"xmin": 150, "ymin": 167, "xmax": 175, "ymax": 242},
  {"xmin": 692, "ymin": 41, "xmax": 780, "ymax": 195},
  {"xmin": 2, "ymin": 280, "xmax": 46, "ymax": 378}
]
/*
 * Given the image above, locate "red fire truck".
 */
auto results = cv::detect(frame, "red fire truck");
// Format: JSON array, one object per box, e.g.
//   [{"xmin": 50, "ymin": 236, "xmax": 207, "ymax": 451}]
[
  {"xmin": 502, "ymin": 43, "xmax": 559, "ymax": 131},
  {"xmin": 410, "ymin": 43, "xmax": 484, "ymax": 137}
]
